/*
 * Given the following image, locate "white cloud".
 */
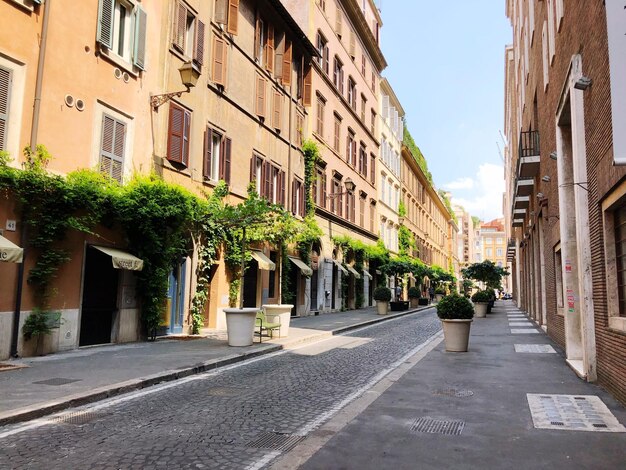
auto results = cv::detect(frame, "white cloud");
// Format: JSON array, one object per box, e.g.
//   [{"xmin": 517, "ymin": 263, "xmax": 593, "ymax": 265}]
[
  {"xmin": 443, "ymin": 177, "xmax": 474, "ymax": 190},
  {"xmin": 449, "ymin": 163, "xmax": 504, "ymax": 222}
]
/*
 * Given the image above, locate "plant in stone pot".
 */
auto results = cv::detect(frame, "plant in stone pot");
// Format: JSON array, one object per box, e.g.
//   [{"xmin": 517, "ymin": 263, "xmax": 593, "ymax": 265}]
[
  {"xmin": 436, "ymin": 293, "xmax": 474, "ymax": 352},
  {"xmin": 434, "ymin": 285, "xmax": 446, "ymax": 302},
  {"xmin": 373, "ymin": 286, "xmax": 392, "ymax": 315},
  {"xmin": 471, "ymin": 290, "xmax": 491, "ymax": 318},
  {"xmin": 408, "ymin": 286, "xmax": 421, "ymax": 308},
  {"xmin": 22, "ymin": 308, "xmax": 62, "ymax": 356}
]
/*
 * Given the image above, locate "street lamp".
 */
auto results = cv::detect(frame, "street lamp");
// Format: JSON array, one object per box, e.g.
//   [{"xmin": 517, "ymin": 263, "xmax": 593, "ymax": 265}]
[
  {"xmin": 150, "ymin": 61, "xmax": 201, "ymax": 109},
  {"xmin": 326, "ymin": 177, "xmax": 356, "ymax": 199}
]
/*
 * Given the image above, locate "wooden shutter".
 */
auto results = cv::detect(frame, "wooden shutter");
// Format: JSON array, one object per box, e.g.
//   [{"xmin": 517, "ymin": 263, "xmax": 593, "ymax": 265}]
[
  {"xmin": 303, "ymin": 64, "xmax": 312, "ymax": 106},
  {"xmin": 133, "ymin": 5, "xmax": 147, "ymax": 70},
  {"xmin": 193, "ymin": 20, "xmax": 205, "ymax": 66},
  {"xmin": 254, "ymin": 11, "xmax": 261, "ymax": 60},
  {"xmin": 280, "ymin": 170, "xmax": 286, "ymax": 206},
  {"xmin": 321, "ymin": 172, "xmax": 327, "ymax": 209},
  {"xmin": 266, "ymin": 24, "xmax": 275, "ymax": 72},
  {"xmin": 275, "ymin": 34, "xmax": 284, "ymax": 80},
  {"xmin": 0, "ymin": 67, "xmax": 11, "ymax": 152},
  {"xmin": 263, "ymin": 160, "xmax": 270, "ymax": 199},
  {"xmin": 212, "ymin": 36, "xmax": 226, "ymax": 85},
  {"xmin": 382, "ymin": 95, "xmax": 389, "ymax": 120},
  {"xmin": 182, "ymin": 109, "xmax": 190, "ymax": 166},
  {"xmin": 272, "ymin": 90, "xmax": 282, "ymax": 130},
  {"xmin": 173, "ymin": 1, "xmax": 186, "ymax": 51},
  {"xmin": 100, "ymin": 114, "xmax": 125, "ymax": 183},
  {"xmin": 349, "ymin": 32, "xmax": 356, "ymax": 58},
  {"xmin": 335, "ymin": 8, "xmax": 342, "ymax": 37},
  {"xmin": 227, "ymin": 0, "xmax": 240, "ymax": 34},
  {"xmin": 250, "ymin": 154, "xmax": 256, "ymax": 183},
  {"xmin": 167, "ymin": 103, "xmax": 184, "ymax": 163},
  {"xmin": 221, "ymin": 137, "xmax": 232, "ymax": 183},
  {"xmin": 292, "ymin": 180, "xmax": 297, "ymax": 214},
  {"xmin": 299, "ymin": 182, "xmax": 305, "ymax": 215},
  {"xmin": 215, "ymin": 0, "xmax": 228, "ymax": 25},
  {"xmin": 363, "ymin": 148, "xmax": 368, "ymax": 176},
  {"xmin": 203, "ymin": 127, "xmax": 213, "ymax": 179},
  {"xmin": 346, "ymin": 135, "xmax": 350, "ymax": 163},
  {"xmin": 256, "ymin": 76, "xmax": 266, "ymax": 117},
  {"xmin": 97, "ymin": 0, "xmax": 115, "ymax": 49},
  {"xmin": 282, "ymin": 39, "xmax": 292, "ymax": 85},
  {"xmin": 370, "ymin": 154, "xmax": 376, "ymax": 184}
]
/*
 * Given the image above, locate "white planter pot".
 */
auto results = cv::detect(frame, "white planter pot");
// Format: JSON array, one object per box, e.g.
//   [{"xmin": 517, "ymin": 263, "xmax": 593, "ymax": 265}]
[
  {"xmin": 262, "ymin": 304, "xmax": 294, "ymax": 337},
  {"xmin": 376, "ymin": 300, "xmax": 389, "ymax": 315},
  {"xmin": 474, "ymin": 302, "xmax": 488, "ymax": 318},
  {"xmin": 441, "ymin": 319, "xmax": 473, "ymax": 352},
  {"xmin": 435, "ymin": 294, "xmax": 444, "ymax": 302},
  {"xmin": 224, "ymin": 308, "xmax": 258, "ymax": 346}
]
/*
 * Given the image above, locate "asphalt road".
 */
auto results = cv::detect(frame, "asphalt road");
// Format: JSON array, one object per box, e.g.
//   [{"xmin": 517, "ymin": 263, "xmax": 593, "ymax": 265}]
[{"xmin": 0, "ymin": 308, "xmax": 441, "ymax": 470}]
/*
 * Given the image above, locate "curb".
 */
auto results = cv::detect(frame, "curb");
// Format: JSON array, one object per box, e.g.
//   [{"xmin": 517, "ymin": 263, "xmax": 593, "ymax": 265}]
[{"xmin": 0, "ymin": 305, "xmax": 433, "ymax": 427}]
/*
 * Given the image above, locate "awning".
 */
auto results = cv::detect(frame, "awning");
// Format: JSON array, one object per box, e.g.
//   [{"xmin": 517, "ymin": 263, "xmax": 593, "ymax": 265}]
[
  {"xmin": 332, "ymin": 259, "xmax": 348, "ymax": 275},
  {"xmin": 288, "ymin": 256, "xmax": 312, "ymax": 276},
  {"xmin": 0, "ymin": 235, "xmax": 23, "ymax": 263},
  {"xmin": 93, "ymin": 246, "xmax": 144, "ymax": 271},
  {"xmin": 251, "ymin": 250, "xmax": 276, "ymax": 271},
  {"xmin": 345, "ymin": 265, "xmax": 361, "ymax": 279},
  {"xmin": 363, "ymin": 269, "xmax": 373, "ymax": 280}
]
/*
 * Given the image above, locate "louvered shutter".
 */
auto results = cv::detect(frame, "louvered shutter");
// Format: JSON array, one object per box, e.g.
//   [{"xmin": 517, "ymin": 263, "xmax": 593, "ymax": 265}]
[
  {"xmin": 203, "ymin": 127, "xmax": 213, "ymax": 179},
  {"xmin": 250, "ymin": 155, "xmax": 256, "ymax": 183},
  {"xmin": 370, "ymin": 154, "xmax": 376, "ymax": 184},
  {"xmin": 0, "ymin": 67, "xmax": 11, "ymax": 152},
  {"xmin": 363, "ymin": 148, "xmax": 368, "ymax": 176},
  {"xmin": 173, "ymin": 1, "xmax": 186, "ymax": 51},
  {"xmin": 281, "ymin": 170, "xmax": 286, "ymax": 206},
  {"xmin": 254, "ymin": 12, "xmax": 261, "ymax": 60},
  {"xmin": 97, "ymin": 0, "xmax": 115, "ymax": 49},
  {"xmin": 220, "ymin": 137, "xmax": 232, "ymax": 183},
  {"xmin": 227, "ymin": 0, "xmax": 240, "ymax": 35},
  {"xmin": 272, "ymin": 91, "xmax": 281, "ymax": 130},
  {"xmin": 323, "ymin": 45, "xmax": 329, "ymax": 75},
  {"xmin": 167, "ymin": 103, "xmax": 184, "ymax": 163},
  {"xmin": 299, "ymin": 182, "xmax": 305, "ymax": 216},
  {"xmin": 382, "ymin": 95, "xmax": 389, "ymax": 120},
  {"xmin": 335, "ymin": 9, "xmax": 342, "ymax": 37},
  {"xmin": 194, "ymin": 20, "xmax": 205, "ymax": 66},
  {"xmin": 282, "ymin": 39, "xmax": 292, "ymax": 85},
  {"xmin": 256, "ymin": 76, "xmax": 266, "ymax": 117},
  {"xmin": 275, "ymin": 35, "xmax": 284, "ymax": 80},
  {"xmin": 303, "ymin": 64, "xmax": 312, "ymax": 106},
  {"xmin": 321, "ymin": 172, "xmax": 327, "ymax": 209},
  {"xmin": 182, "ymin": 109, "xmax": 190, "ymax": 166},
  {"xmin": 212, "ymin": 36, "xmax": 226, "ymax": 85},
  {"xmin": 349, "ymin": 32, "xmax": 356, "ymax": 58},
  {"xmin": 346, "ymin": 136, "xmax": 350, "ymax": 163},
  {"xmin": 263, "ymin": 160, "xmax": 270, "ymax": 199},
  {"xmin": 266, "ymin": 24, "xmax": 275, "ymax": 72},
  {"xmin": 133, "ymin": 5, "xmax": 147, "ymax": 70},
  {"xmin": 215, "ymin": 0, "xmax": 228, "ymax": 25},
  {"xmin": 292, "ymin": 180, "xmax": 297, "ymax": 214},
  {"xmin": 100, "ymin": 115, "xmax": 125, "ymax": 183}
]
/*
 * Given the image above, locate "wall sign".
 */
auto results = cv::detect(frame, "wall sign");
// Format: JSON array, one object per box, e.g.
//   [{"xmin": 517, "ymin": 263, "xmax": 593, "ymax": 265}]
[{"xmin": 606, "ymin": 1, "xmax": 626, "ymax": 164}]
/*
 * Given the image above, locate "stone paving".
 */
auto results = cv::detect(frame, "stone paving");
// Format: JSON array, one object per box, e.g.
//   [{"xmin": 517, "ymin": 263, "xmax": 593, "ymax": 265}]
[{"xmin": 0, "ymin": 309, "xmax": 441, "ymax": 469}]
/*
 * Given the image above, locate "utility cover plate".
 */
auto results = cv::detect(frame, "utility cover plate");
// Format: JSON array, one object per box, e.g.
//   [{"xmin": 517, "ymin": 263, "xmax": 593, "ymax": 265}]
[
  {"xmin": 52, "ymin": 411, "xmax": 109, "ymax": 425},
  {"xmin": 527, "ymin": 394, "xmax": 626, "ymax": 432},
  {"xmin": 247, "ymin": 432, "xmax": 305, "ymax": 452},
  {"xmin": 511, "ymin": 329, "xmax": 541, "ymax": 334},
  {"xmin": 433, "ymin": 388, "xmax": 474, "ymax": 398},
  {"xmin": 33, "ymin": 377, "xmax": 81, "ymax": 386},
  {"xmin": 514, "ymin": 344, "xmax": 556, "ymax": 353},
  {"xmin": 410, "ymin": 417, "xmax": 465, "ymax": 435}
]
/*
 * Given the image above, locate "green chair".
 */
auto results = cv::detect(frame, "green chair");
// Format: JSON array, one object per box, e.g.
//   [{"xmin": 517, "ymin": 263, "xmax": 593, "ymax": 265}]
[{"xmin": 255, "ymin": 311, "xmax": 281, "ymax": 343}]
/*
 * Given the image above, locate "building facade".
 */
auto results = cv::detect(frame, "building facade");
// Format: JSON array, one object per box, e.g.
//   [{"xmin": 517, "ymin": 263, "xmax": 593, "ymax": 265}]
[{"xmin": 504, "ymin": 0, "xmax": 626, "ymax": 404}]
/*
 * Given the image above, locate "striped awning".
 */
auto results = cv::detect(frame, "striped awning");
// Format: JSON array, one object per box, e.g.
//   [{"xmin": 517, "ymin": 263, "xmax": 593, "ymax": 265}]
[
  {"xmin": 251, "ymin": 250, "xmax": 276, "ymax": 271},
  {"xmin": 93, "ymin": 246, "xmax": 143, "ymax": 271},
  {"xmin": 0, "ymin": 235, "xmax": 23, "ymax": 263},
  {"xmin": 288, "ymin": 256, "xmax": 313, "ymax": 276}
]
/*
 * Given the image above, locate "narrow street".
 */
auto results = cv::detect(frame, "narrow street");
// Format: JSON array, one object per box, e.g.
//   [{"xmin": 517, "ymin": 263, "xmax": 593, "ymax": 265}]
[{"xmin": 0, "ymin": 310, "xmax": 441, "ymax": 469}]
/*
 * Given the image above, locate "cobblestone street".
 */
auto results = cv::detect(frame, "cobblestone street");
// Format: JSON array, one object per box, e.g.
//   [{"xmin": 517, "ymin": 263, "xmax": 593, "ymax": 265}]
[{"xmin": 0, "ymin": 309, "xmax": 441, "ymax": 469}]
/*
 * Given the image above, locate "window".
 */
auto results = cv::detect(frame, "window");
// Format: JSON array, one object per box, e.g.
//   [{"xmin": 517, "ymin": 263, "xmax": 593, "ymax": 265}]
[
  {"xmin": 99, "ymin": 114, "xmax": 126, "ymax": 183},
  {"xmin": 370, "ymin": 153, "xmax": 376, "ymax": 185},
  {"xmin": 255, "ymin": 16, "xmax": 265, "ymax": 64},
  {"xmin": 371, "ymin": 70, "xmax": 375, "ymax": 92},
  {"xmin": 358, "ymin": 143, "xmax": 367, "ymax": 176},
  {"xmin": 496, "ymin": 248, "xmax": 503, "ymax": 257},
  {"xmin": 333, "ymin": 114, "xmax": 341, "ymax": 153},
  {"xmin": 203, "ymin": 127, "xmax": 231, "ymax": 184},
  {"xmin": 250, "ymin": 155, "xmax": 285, "ymax": 206},
  {"xmin": 292, "ymin": 178, "xmax": 305, "ymax": 217},
  {"xmin": 359, "ymin": 194, "xmax": 365, "ymax": 227},
  {"xmin": 212, "ymin": 35, "xmax": 228, "ymax": 86},
  {"xmin": 318, "ymin": 0, "xmax": 326, "ymax": 12},
  {"xmin": 316, "ymin": 32, "xmax": 329, "ymax": 75},
  {"xmin": 170, "ymin": 1, "xmax": 204, "ymax": 66},
  {"xmin": 346, "ymin": 130, "xmax": 356, "ymax": 166},
  {"xmin": 347, "ymin": 77, "xmax": 356, "ymax": 110},
  {"xmin": 272, "ymin": 90, "xmax": 282, "ymax": 130},
  {"xmin": 333, "ymin": 57, "xmax": 344, "ymax": 94},
  {"xmin": 554, "ymin": 245, "xmax": 564, "ymax": 310},
  {"xmin": 360, "ymin": 94, "xmax": 367, "ymax": 122},
  {"xmin": 485, "ymin": 237, "xmax": 493, "ymax": 244},
  {"xmin": 331, "ymin": 177, "xmax": 342, "ymax": 216},
  {"xmin": 167, "ymin": 102, "xmax": 190, "ymax": 166},
  {"xmin": 316, "ymin": 94, "xmax": 325, "ymax": 138},
  {"xmin": 361, "ymin": 55, "xmax": 366, "ymax": 76},
  {"xmin": 370, "ymin": 201, "xmax": 375, "ymax": 232},
  {"xmin": 335, "ymin": 7, "xmax": 343, "ymax": 37},
  {"xmin": 255, "ymin": 75, "xmax": 266, "ymax": 117},
  {"xmin": 370, "ymin": 109, "xmax": 376, "ymax": 135},
  {"xmin": 313, "ymin": 165, "xmax": 327, "ymax": 209},
  {"xmin": 214, "ymin": 0, "xmax": 239, "ymax": 35},
  {"xmin": 346, "ymin": 191, "xmax": 355, "ymax": 223},
  {"xmin": 496, "ymin": 237, "xmax": 503, "ymax": 244},
  {"xmin": 486, "ymin": 248, "xmax": 493, "ymax": 257},
  {"xmin": 0, "ymin": 66, "xmax": 11, "ymax": 152},
  {"xmin": 97, "ymin": 0, "xmax": 148, "ymax": 70},
  {"xmin": 295, "ymin": 112, "xmax": 304, "ymax": 146},
  {"xmin": 614, "ymin": 202, "xmax": 626, "ymax": 317}
]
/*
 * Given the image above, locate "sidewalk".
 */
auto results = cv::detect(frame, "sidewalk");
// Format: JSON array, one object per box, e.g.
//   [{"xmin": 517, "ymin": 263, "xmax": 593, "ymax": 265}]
[
  {"xmin": 295, "ymin": 300, "xmax": 626, "ymax": 470},
  {"xmin": 0, "ymin": 304, "xmax": 430, "ymax": 426}
]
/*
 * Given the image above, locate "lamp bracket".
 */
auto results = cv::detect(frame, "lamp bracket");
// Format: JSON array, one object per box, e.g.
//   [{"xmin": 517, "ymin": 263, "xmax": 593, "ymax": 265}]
[{"xmin": 150, "ymin": 87, "xmax": 190, "ymax": 109}]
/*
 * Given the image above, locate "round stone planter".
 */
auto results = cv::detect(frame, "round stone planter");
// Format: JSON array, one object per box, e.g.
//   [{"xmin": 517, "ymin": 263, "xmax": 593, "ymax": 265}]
[
  {"xmin": 474, "ymin": 302, "xmax": 488, "ymax": 318},
  {"xmin": 262, "ymin": 304, "xmax": 294, "ymax": 337},
  {"xmin": 441, "ymin": 319, "xmax": 473, "ymax": 352},
  {"xmin": 223, "ymin": 308, "xmax": 258, "ymax": 346},
  {"xmin": 376, "ymin": 300, "xmax": 389, "ymax": 315}
]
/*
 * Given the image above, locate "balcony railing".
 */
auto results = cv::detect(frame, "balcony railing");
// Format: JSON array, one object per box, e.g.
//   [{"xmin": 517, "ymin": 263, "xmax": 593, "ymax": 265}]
[{"xmin": 519, "ymin": 130, "xmax": 540, "ymax": 158}]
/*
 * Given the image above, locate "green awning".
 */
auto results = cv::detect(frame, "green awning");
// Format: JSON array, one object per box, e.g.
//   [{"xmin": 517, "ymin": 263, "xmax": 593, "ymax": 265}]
[
  {"xmin": 0, "ymin": 235, "xmax": 23, "ymax": 263},
  {"xmin": 288, "ymin": 256, "xmax": 312, "ymax": 276}
]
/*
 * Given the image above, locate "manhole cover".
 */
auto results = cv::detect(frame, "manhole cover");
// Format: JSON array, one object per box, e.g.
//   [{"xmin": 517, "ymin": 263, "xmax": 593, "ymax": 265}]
[
  {"xmin": 247, "ymin": 432, "xmax": 305, "ymax": 452},
  {"xmin": 33, "ymin": 377, "xmax": 81, "ymax": 386},
  {"xmin": 511, "ymin": 329, "xmax": 540, "ymax": 334},
  {"xmin": 527, "ymin": 394, "xmax": 626, "ymax": 432},
  {"xmin": 433, "ymin": 388, "xmax": 474, "ymax": 398},
  {"xmin": 514, "ymin": 344, "xmax": 556, "ymax": 353},
  {"xmin": 410, "ymin": 417, "xmax": 465, "ymax": 435},
  {"xmin": 207, "ymin": 387, "xmax": 242, "ymax": 397},
  {"xmin": 52, "ymin": 411, "xmax": 109, "ymax": 425}
]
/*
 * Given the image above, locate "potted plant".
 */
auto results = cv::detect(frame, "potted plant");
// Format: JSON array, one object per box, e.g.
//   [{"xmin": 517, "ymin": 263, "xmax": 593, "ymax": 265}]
[
  {"xmin": 485, "ymin": 287, "xmax": 496, "ymax": 313},
  {"xmin": 23, "ymin": 308, "xmax": 62, "ymax": 356},
  {"xmin": 408, "ymin": 286, "xmax": 421, "ymax": 308},
  {"xmin": 434, "ymin": 286, "xmax": 446, "ymax": 302},
  {"xmin": 471, "ymin": 290, "xmax": 491, "ymax": 318},
  {"xmin": 418, "ymin": 296, "xmax": 429, "ymax": 306},
  {"xmin": 373, "ymin": 286, "xmax": 392, "ymax": 315},
  {"xmin": 436, "ymin": 293, "xmax": 474, "ymax": 352}
]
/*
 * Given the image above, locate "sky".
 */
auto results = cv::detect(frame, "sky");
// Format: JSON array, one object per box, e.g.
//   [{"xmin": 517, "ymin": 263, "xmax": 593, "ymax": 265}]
[{"xmin": 377, "ymin": 0, "xmax": 512, "ymax": 222}]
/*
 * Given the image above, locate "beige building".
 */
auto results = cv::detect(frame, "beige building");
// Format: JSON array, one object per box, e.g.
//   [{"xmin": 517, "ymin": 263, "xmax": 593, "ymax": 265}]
[
  {"xmin": 454, "ymin": 205, "xmax": 477, "ymax": 267},
  {"xmin": 479, "ymin": 218, "xmax": 509, "ymax": 291}
]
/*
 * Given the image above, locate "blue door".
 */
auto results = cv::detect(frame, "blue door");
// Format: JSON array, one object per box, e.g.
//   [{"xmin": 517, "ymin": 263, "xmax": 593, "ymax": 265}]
[{"xmin": 167, "ymin": 259, "xmax": 186, "ymax": 334}]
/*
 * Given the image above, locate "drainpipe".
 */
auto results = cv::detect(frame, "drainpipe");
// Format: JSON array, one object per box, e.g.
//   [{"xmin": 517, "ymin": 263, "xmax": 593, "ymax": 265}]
[{"xmin": 10, "ymin": 0, "xmax": 52, "ymax": 357}]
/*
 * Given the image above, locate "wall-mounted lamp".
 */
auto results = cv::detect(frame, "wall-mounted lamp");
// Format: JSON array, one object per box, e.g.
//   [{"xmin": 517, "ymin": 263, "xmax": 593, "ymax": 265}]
[
  {"xmin": 542, "ymin": 175, "xmax": 551, "ymax": 183},
  {"xmin": 150, "ymin": 62, "xmax": 201, "ymax": 109},
  {"xmin": 326, "ymin": 177, "xmax": 356, "ymax": 199},
  {"xmin": 574, "ymin": 76, "xmax": 593, "ymax": 91},
  {"xmin": 536, "ymin": 192, "xmax": 544, "ymax": 199},
  {"xmin": 549, "ymin": 151, "xmax": 558, "ymax": 160}
]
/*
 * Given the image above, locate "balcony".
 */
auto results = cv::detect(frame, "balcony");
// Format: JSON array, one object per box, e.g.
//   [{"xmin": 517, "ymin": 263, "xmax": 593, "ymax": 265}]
[
  {"xmin": 513, "ymin": 196, "xmax": 530, "ymax": 209},
  {"xmin": 517, "ymin": 130, "xmax": 540, "ymax": 178},
  {"xmin": 512, "ymin": 218, "xmax": 524, "ymax": 227},
  {"xmin": 515, "ymin": 177, "xmax": 534, "ymax": 197}
]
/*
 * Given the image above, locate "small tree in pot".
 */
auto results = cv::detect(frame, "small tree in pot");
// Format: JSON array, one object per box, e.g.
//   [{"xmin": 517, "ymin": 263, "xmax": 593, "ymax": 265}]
[
  {"xmin": 23, "ymin": 308, "xmax": 62, "ymax": 356},
  {"xmin": 436, "ymin": 293, "xmax": 474, "ymax": 352},
  {"xmin": 373, "ymin": 286, "xmax": 392, "ymax": 315},
  {"xmin": 408, "ymin": 286, "xmax": 421, "ymax": 308},
  {"xmin": 471, "ymin": 290, "xmax": 491, "ymax": 318}
]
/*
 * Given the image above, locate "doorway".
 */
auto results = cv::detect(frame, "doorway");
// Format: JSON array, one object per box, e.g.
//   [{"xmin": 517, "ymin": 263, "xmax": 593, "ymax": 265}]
[
  {"xmin": 166, "ymin": 259, "xmax": 187, "ymax": 334},
  {"xmin": 243, "ymin": 260, "xmax": 259, "ymax": 308}
]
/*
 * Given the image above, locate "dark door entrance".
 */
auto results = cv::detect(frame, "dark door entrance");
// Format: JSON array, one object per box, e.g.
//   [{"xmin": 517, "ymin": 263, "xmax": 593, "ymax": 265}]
[
  {"xmin": 310, "ymin": 268, "xmax": 318, "ymax": 311},
  {"xmin": 166, "ymin": 259, "xmax": 186, "ymax": 334},
  {"xmin": 288, "ymin": 263, "xmax": 298, "ymax": 316},
  {"xmin": 331, "ymin": 264, "xmax": 337, "ymax": 310},
  {"xmin": 243, "ymin": 260, "xmax": 259, "ymax": 308},
  {"xmin": 80, "ymin": 247, "xmax": 119, "ymax": 346}
]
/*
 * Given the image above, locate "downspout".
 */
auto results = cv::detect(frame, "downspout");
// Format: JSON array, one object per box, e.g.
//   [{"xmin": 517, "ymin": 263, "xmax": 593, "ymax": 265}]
[{"xmin": 10, "ymin": 0, "xmax": 52, "ymax": 357}]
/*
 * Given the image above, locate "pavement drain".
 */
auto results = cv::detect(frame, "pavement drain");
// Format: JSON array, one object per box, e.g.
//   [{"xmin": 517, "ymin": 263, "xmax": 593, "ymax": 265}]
[
  {"xmin": 206, "ymin": 386, "xmax": 243, "ymax": 397},
  {"xmin": 32, "ymin": 377, "xmax": 82, "ymax": 386},
  {"xmin": 433, "ymin": 388, "xmax": 474, "ymax": 398},
  {"xmin": 514, "ymin": 344, "xmax": 557, "ymax": 353},
  {"xmin": 246, "ymin": 431, "xmax": 305, "ymax": 452},
  {"xmin": 52, "ymin": 410, "xmax": 109, "ymax": 426},
  {"xmin": 410, "ymin": 417, "xmax": 465, "ymax": 436},
  {"xmin": 527, "ymin": 394, "xmax": 626, "ymax": 432}
]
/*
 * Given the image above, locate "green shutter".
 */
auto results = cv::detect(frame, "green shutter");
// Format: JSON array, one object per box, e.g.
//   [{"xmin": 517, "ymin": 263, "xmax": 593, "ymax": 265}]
[
  {"xmin": 96, "ymin": 0, "xmax": 115, "ymax": 49},
  {"xmin": 133, "ymin": 5, "xmax": 147, "ymax": 70}
]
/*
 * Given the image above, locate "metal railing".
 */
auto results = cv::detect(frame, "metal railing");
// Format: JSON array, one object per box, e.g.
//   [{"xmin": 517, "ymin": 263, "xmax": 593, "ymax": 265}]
[{"xmin": 518, "ymin": 130, "xmax": 540, "ymax": 159}]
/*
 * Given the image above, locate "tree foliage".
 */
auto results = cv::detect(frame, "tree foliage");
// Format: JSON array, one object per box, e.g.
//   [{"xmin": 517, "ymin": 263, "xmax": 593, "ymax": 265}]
[{"xmin": 461, "ymin": 260, "xmax": 509, "ymax": 289}]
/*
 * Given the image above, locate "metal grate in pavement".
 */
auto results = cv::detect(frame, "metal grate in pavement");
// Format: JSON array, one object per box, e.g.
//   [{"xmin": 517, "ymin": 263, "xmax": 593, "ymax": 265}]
[
  {"xmin": 247, "ymin": 432, "xmax": 305, "ymax": 452},
  {"xmin": 410, "ymin": 417, "xmax": 465, "ymax": 435},
  {"xmin": 33, "ymin": 377, "xmax": 81, "ymax": 386},
  {"xmin": 511, "ymin": 329, "xmax": 541, "ymax": 334},
  {"xmin": 52, "ymin": 411, "xmax": 109, "ymax": 425},
  {"xmin": 207, "ymin": 387, "xmax": 242, "ymax": 397},
  {"xmin": 527, "ymin": 394, "xmax": 626, "ymax": 432},
  {"xmin": 514, "ymin": 344, "xmax": 556, "ymax": 353},
  {"xmin": 433, "ymin": 388, "xmax": 474, "ymax": 398}
]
